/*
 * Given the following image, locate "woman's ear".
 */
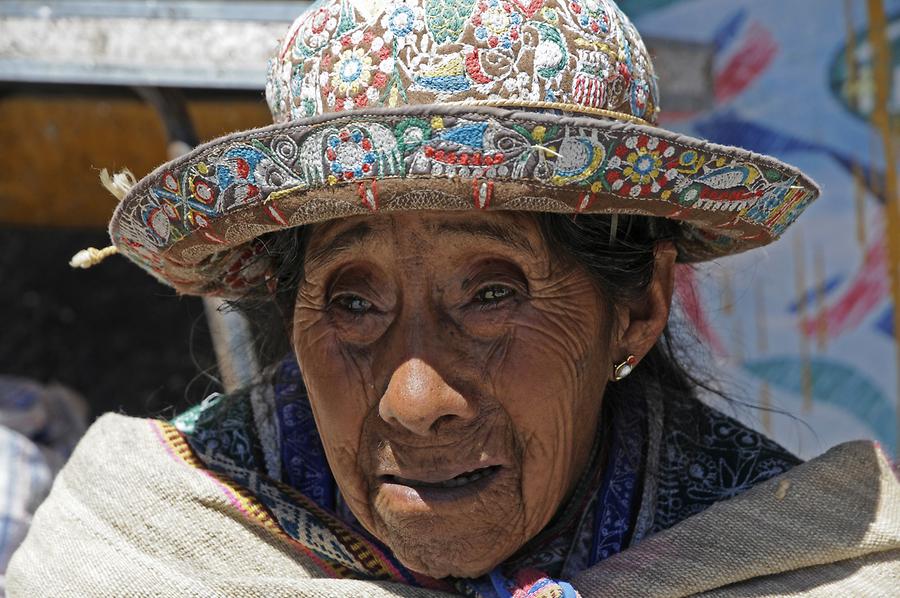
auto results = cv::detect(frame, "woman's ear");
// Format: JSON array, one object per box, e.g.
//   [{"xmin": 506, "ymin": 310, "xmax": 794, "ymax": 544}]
[{"xmin": 611, "ymin": 241, "xmax": 677, "ymax": 375}]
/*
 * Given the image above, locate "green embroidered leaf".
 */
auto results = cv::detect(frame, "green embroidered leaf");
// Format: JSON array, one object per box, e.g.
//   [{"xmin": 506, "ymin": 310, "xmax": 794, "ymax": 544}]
[
  {"xmin": 510, "ymin": 124, "xmax": 532, "ymax": 139},
  {"xmin": 425, "ymin": 0, "xmax": 477, "ymax": 45},
  {"xmin": 336, "ymin": 0, "xmax": 359, "ymax": 35}
]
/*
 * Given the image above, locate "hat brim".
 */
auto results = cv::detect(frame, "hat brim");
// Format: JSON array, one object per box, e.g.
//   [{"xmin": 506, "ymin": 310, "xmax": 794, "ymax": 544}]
[{"xmin": 110, "ymin": 105, "xmax": 819, "ymax": 297}]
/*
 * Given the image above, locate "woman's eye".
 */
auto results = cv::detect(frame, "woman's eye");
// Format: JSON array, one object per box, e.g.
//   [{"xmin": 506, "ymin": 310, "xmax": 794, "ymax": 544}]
[
  {"xmin": 334, "ymin": 294, "xmax": 373, "ymax": 314},
  {"xmin": 474, "ymin": 285, "xmax": 515, "ymax": 307}
]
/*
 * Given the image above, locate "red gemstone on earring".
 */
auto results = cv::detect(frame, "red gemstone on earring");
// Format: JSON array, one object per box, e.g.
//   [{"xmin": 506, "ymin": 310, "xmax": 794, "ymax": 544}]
[{"xmin": 614, "ymin": 354, "xmax": 638, "ymax": 381}]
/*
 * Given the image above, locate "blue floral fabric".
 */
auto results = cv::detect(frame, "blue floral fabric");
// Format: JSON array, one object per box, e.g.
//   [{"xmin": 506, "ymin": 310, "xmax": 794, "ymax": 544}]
[
  {"xmin": 273, "ymin": 359, "xmax": 336, "ymax": 512},
  {"xmin": 651, "ymin": 395, "xmax": 802, "ymax": 534}
]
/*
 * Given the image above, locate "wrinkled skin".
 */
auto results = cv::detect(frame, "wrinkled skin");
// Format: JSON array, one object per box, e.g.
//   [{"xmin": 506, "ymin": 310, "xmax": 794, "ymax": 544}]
[{"xmin": 291, "ymin": 211, "xmax": 675, "ymax": 579}]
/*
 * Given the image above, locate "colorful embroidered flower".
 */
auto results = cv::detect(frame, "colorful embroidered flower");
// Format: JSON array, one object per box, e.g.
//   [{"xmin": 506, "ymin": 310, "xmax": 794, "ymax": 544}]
[
  {"xmin": 676, "ymin": 148, "xmax": 706, "ymax": 174},
  {"xmin": 296, "ymin": 5, "xmax": 338, "ymax": 54},
  {"xmin": 187, "ymin": 210, "xmax": 213, "ymax": 230},
  {"xmin": 331, "ymin": 48, "xmax": 372, "ymax": 96},
  {"xmin": 189, "ymin": 176, "xmax": 217, "ymax": 206},
  {"xmin": 322, "ymin": 31, "xmax": 396, "ymax": 110},
  {"xmin": 624, "ymin": 148, "xmax": 661, "ymax": 184},
  {"xmin": 471, "ymin": 0, "xmax": 523, "ymax": 50},
  {"xmin": 606, "ymin": 135, "xmax": 679, "ymax": 197},
  {"xmin": 569, "ymin": 0, "xmax": 611, "ymax": 36},
  {"xmin": 161, "ymin": 171, "xmax": 180, "ymax": 194},
  {"xmin": 325, "ymin": 127, "xmax": 378, "ymax": 180},
  {"xmin": 379, "ymin": 0, "xmax": 425, "ymax": 49}
]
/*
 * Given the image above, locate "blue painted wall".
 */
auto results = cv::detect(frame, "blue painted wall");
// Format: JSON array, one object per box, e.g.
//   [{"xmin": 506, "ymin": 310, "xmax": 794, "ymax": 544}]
[{"xmin": 623, "ymin": 0, "xmax": 899, "ymax": 457}]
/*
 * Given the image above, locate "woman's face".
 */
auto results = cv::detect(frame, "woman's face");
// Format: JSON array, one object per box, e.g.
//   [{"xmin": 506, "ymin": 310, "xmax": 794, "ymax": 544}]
[{"xmin": 291, "ymin": 211, "xmax": 615, "ymax": 578}]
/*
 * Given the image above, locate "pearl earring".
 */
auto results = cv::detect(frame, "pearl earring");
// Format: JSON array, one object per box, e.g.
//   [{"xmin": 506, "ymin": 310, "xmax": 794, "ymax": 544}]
[{"xmin": 613, "ymin": 355, "xmax": 637, "ymax": 381}]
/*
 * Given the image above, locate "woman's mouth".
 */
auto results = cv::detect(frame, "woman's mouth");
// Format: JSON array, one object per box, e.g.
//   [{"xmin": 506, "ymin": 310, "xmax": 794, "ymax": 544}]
[{"xmin": 381, "ymin": 465, "xmax": 502, "ymax": 490}]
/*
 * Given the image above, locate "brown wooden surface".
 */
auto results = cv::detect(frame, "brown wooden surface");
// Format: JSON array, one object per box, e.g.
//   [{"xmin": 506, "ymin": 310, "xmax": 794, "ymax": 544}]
[{"xmin": 0, "ymin": 90, "xmax": 271, "ymax": 228}]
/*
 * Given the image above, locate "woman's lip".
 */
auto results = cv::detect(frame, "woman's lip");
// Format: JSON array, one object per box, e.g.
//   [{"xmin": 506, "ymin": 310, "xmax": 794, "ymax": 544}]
[
  {"xmin": 378, "ymin": 465, "xmax": 503, "ymax": 502},
  {"xmin": 379, "ymin": 464, "xmax": 503, "ymax": 486}
]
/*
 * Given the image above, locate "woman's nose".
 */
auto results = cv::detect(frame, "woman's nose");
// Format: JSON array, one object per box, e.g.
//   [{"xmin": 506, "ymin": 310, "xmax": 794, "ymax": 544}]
[{"xmin": 378, "ymin": 358, "xmax": 477, "ymax": 436}]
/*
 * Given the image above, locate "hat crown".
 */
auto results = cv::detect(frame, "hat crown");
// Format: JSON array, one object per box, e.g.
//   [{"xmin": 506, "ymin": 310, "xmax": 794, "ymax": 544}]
[{"xmin": 266, "ymin": 0, "xmax": 660, "ymax": 125}]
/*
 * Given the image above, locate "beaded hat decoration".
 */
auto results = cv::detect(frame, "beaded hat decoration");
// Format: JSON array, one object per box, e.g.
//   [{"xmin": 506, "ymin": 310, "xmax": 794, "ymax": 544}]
[{"xmin": 109, "ymin": 0, "xmax": 819, "ymax": 297}]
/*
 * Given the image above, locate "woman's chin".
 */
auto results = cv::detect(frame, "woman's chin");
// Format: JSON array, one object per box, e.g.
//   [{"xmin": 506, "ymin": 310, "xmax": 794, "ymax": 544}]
[
  {"xmin": 366, "ymin": 469, "xmax": 529, "ymax": 578},
  {"xmin": 389, "ymin": 539, "xmax": 507, "ymax": 580},
  {"xmin": 404, "ymin": 561, "xmax": 492, "ymax": 580},
  {"xmin": 372, "ymin": 512, "xmax": 524, "ymax": 579}
]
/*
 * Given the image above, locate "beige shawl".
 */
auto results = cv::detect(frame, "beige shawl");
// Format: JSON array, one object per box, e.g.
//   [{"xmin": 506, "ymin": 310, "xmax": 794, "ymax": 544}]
[{"xmin": 7, "ymin": 413, "xmax": 900, "ymax": 597}]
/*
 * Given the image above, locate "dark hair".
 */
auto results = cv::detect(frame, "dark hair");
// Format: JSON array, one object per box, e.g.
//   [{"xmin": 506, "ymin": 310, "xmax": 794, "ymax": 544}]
[{"xmin": 229, "ymin": 212, "xmax": 702, "ymax": 408}]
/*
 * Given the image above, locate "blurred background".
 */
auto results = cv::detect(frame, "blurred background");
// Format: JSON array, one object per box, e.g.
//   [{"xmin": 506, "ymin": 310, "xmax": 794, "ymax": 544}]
[{"xmin": 0, "ymin": 0, "xmax": 897, "ymax": 460}]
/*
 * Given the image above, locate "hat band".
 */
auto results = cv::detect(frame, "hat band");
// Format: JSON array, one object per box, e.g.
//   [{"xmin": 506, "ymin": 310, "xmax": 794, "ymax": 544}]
[{"xmin": 447, "ymin": 99, "xmax": 653, "ymax": 126}]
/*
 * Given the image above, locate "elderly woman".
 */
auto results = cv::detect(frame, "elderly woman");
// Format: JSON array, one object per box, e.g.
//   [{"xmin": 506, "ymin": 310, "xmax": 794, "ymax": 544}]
[{"xmin": 8, "ymin": 1, "xmax": 900, "ymax": 596}]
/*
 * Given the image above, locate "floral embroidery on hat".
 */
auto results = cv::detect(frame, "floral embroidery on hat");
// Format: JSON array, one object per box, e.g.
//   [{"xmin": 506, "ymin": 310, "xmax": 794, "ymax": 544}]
[
  {"xmin": 472, "ymin": 0, "xmax": 523, "ymax": 50},
  {"xmin": 381, "ymin": 0, "xmax": 426, "ymax": 48},
  {"xmin": 269, "ymin": 0, "xmax": 661, "ymax": 122},
  {"xmin": 296, "ymin": 5, "xmax": 340, "ymax": 56},
  {"xmin": 331, "ymin": 49, "xmax": 373, "ymax": 98},
  {"xmin": 325, "ymin": 127, "xmax": 380, "ymax": 181},
  {"xmin": 569, "ymin": 0, "xmax": 611, "ymax": 36},
  {"xmin": 110, "ymin": 0, "xmax": 820, "ymax": 296},
  {"xmin": 606, "ymin": 135, "xmax": 678, "ymax": 198}
]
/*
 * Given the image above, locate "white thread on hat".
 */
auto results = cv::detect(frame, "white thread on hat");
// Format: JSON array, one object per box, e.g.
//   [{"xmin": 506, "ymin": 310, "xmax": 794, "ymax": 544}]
[
  {"xmin": 99, "ymin": 169, "xmax": 137, "ymax": 202},
  {"xmin": 69, "ymin": 246, "xmax": 118, "ymax": 269}
]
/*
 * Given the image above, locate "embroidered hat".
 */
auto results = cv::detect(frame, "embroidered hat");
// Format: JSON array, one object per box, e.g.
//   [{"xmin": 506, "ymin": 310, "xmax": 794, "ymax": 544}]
[{"xmin": 109, "ymin": 0, "xmax": 819, "ymax": 297}]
